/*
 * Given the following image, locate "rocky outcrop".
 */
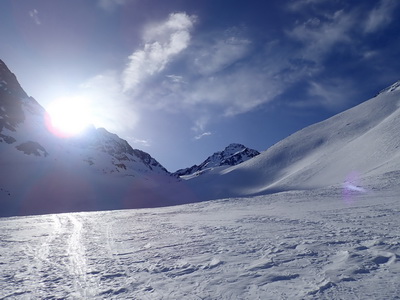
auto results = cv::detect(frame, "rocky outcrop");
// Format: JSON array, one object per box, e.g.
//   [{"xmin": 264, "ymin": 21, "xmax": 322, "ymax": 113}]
[{"xmin": 174, "ymin": 143, "xmax": 260, "ymax": 177}]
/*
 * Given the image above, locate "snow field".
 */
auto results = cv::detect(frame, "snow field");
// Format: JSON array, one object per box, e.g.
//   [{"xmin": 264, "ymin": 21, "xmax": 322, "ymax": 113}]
[{"xmin": 0, "ymin": 186, "xmax": 399, "ymax": 299}]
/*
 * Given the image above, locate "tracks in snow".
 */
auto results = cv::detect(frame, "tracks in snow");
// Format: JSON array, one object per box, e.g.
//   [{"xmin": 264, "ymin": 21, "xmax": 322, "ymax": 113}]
[
  {"xmin": 1, "ymin": 189, "xmax": 400, "ymax": 299},
  {"xmin": 0, "ymin": 212, "xmax": 133, "ymax": 299}
]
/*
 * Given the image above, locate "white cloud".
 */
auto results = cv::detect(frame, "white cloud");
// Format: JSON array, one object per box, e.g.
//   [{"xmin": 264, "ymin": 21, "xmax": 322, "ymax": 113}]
[
  {"xmin": 127, "ymin": 137, "xmax": 151, "ymax": 147},
  {"xmin": 118, "ymin": 30, "xmax": 299, "ymax": 133},
  {"xmin": 122, "ymin": 12, "xmax": 196, "ymax": 92},
  {"xmin": 78, "ymin": 71, "xmax": 139, "ymax": 134},
  {"xmin": 306, "ymin": 79, "xmax": 356, "ymax": 110},
  {"xmin": 166, "ymin": 75, "xmax": 186, "ymax": 84},
  {"xmin": 194, "ymin": 132, "xmax": 212, "ymax": 140},
  {"xmin": 143, "ymin": 13, "xmax": 196, "ymax": 42},
  {"xmin": 80, "ymin": 9, "xmax": 360, "ymax": 139},
  {"xmin": 29, "ymin": 9, "xmax": 41, "ymax": 25},
  {"xmin": 130, "ymin": 56, "xmax": 285, "ymax": 124},
  {"xmin": 193, "ymin": 35, "xmax": 251, "ymax": 75},
  {"xmin": 364, "ymin": 0, "xmax": 398, "ymax": 33},
  {"xmin": 186, "ymin": 66, "xmax": 282, "ymax": 117},
  {"xmin": 287, "ymin": 10, "xmax": 354, "ymax": 62}
]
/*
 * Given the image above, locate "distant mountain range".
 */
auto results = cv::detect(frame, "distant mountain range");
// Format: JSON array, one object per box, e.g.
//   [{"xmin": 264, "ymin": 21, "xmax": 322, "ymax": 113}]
[{"xmin": 1, "ymin": 58, "xmax": 399, "ymax": 216}]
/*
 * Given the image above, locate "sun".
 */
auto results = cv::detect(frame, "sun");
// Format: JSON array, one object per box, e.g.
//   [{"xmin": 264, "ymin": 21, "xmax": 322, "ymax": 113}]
[{"xmin": 45, "ymin": 96, "xmax": 93, "ymax": 137}]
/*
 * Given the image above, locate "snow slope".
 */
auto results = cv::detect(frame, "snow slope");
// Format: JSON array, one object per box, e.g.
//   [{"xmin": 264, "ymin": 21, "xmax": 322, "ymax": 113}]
[
  {"xmin": 183, "ymin": 81, "xmax": 400, "ymax": 200},
  {"xmin": 1, "ymin": 186, "xmax": 399, "ymax": 299}
]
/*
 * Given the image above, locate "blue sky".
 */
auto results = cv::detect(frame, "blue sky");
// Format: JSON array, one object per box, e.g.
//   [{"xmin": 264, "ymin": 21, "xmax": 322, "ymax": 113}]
[{"xmin": 1, "ymin": 0, "xmax": 400, "ymax": 171}]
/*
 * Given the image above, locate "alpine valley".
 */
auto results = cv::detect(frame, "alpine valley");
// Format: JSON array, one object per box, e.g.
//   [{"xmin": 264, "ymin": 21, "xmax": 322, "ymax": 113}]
[
  {"xmin": 1, "ymin": 59, "xmax": 400, "ymax": 216},
  {"xmin": 1, "ymin": 60, "xmax": 400, "ymax": 299},
  {"xmin": 0, "ymin": 59, "xmax": 199, "ymax": 217}
]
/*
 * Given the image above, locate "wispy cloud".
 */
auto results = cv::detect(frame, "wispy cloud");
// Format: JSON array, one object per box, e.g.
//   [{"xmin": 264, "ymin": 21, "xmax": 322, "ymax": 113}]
[
  {"xmin": 287, "ymin": 10, "xmax": 354, "ymax": 62},
  {"xmin": 194, "ymin": 132, "xmax": 212, "ymax": 140},
  {"xmin": 307, "ymin": 80, "xmax": 353, "ymax": 109},
  {"xmin": 78, "ymin": 71, "xmax": 139, "ymax": 134},
  {"xmin": 364, "ymin": 0, "xmax": 398, "ymax": 33},
  {"xmin": 283, "ymin": 0, "xmax": 400, "ymax": 110},
  {"xmin": 80, "ymin": 3, "xmax": 395, "ymax": 141},
  {"xmin": 29, "ymin": 9, "xmax": 41, "ymax": 25},
  {"xmin": 166, "ymin": 74, "xmax": 186, "ymax": 84},
  {"xmin": 122, "ymin": 12, "xmax": 196, "ymax": 92},
  {"xmin": 286, "ymin": 78, "xmax": 357, "ymax": 111},
  {"xmin": 193, "ymin": 30, "xmax": 251, "ymax": 75},
  {"xmin": 184, "ymin": 65, "xmax": 282, "ymax": 116},
  {"xmin": 128, "ymin": 137, "xmax": 151, "ymax": 147},
  {"xmin": 126, "ymin": 26, "xmax": 285, "ymax": 125}
]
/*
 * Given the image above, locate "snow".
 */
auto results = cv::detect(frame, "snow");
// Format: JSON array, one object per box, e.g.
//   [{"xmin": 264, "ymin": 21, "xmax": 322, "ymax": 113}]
[
  {"xmin": 0, "ymin": 92, "xmax": 189, "ymax": 216},
  {"xmin": 1, "ymin": 60, "xmax": 400, "ymax": 298},
  {"xmin": 378, "ymin": 80, "xmax": 400, "ymax": 94},
  {"xmin": 1, "ymin": 186, "xmax": 399, "ymax": 299},
  {"xmin": 183, "ymin": 86, "xmax": 400, "ymax": 201}
]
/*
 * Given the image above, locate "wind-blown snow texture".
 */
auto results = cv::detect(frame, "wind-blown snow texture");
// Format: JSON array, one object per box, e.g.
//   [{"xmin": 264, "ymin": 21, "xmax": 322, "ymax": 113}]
[{"xmin": 1, "ymin": 187, "xmax": 399, "ymax": 299}]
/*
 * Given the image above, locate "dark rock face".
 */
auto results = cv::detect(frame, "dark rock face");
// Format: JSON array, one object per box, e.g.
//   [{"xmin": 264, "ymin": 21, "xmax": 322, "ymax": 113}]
[
  {"xmin": 0, "ymin": 59, "xmax": 28, "ymax": 99},
  {"xmin": 132, "ymin": 149, "xmax": 168, "ymax": 172},
  {"xmin": 0, "ymin": 60, "xmax": 27, "ymax": 132},
  {"xmin": 0, "ymin": 134, "xmax": 16, "ymax": 144},
  {"xmin": 173, "ymin": 143, "xmax": 260, "ymax": 177},
  {"xmin": 378, "ymin": 80, "xmax": 400, "ymax": 95},
  {"xmin": 16, "ymin": 141, "xmax": 48, "ymax": 157}
]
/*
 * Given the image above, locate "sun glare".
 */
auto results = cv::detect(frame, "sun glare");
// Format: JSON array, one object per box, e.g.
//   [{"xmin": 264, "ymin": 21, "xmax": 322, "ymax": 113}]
[{"xmin": 46, "ymin": 96, "xmax": 93, "ymax": 137}]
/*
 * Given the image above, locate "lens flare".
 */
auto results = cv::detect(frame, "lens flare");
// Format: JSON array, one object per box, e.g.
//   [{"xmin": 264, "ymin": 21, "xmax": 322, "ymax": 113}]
[{"xmin": 342, "ymin": 171, "xmax": 366, "ymax": 204}]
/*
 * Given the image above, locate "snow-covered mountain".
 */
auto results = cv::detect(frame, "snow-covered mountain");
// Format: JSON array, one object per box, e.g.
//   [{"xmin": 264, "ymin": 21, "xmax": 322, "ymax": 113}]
[
  {"xmin": 184, "ymin": 80, "xmax": 400, "ymax": 200},
  {"xmin": 0, "ymin": 59, "xmax": 196, "ymax": 217},
  {"xmin": 2, "ymin": 58, "xmax": 400, "ymax": 217},
  {"xmin": 173, "ymin": 143, "xmax": 260, "ymax": 177}
]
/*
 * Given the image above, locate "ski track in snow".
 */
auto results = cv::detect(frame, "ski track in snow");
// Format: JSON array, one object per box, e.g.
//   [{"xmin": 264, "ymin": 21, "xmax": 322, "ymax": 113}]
[{"xmin": 0, "ymin": 188, "xmax": 400, "ymax": 299}]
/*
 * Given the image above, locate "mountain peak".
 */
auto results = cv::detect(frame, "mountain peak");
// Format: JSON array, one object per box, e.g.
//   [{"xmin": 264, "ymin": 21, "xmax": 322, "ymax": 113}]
[
  {"xmin": 173, "ymin": 143, "xmax": 260, "ymax": 177},
  {"xmin": 0, "ymin": 59, "xmax": 28, "ymax": 99},
  {"xmin": 225, "ymin": 143, "xmax": 246, "ymax": 150}
]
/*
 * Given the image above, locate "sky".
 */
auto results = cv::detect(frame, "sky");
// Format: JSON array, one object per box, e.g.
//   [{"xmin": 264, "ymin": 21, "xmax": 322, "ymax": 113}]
[{"xmin": 1, "ymin": 0, "xmax": 400, "ymax": 172}]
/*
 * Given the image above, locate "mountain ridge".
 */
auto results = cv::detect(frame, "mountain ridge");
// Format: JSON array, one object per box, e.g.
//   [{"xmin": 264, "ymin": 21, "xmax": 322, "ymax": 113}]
[
  {"xmin": 0, "ymin": 59, "xmax": 197, "ymax": 216},
  {"xmin": 173, "ymin": 143, "xmax": 260, "ymax": 177},
  {"xmin": 1, "ymin": 58, "xmax": 400, "ymax": 216}
]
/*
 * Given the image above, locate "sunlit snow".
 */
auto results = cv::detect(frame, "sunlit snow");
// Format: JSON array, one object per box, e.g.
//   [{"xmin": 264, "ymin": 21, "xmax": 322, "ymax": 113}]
[{"xmin": 1, "ymin": 187, "xmax": 399, "ymax": 299}]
